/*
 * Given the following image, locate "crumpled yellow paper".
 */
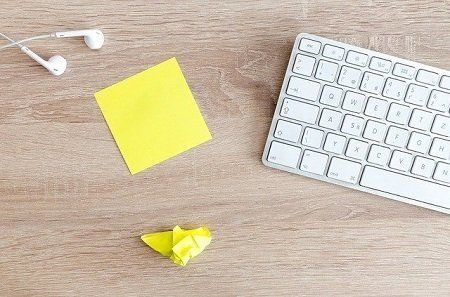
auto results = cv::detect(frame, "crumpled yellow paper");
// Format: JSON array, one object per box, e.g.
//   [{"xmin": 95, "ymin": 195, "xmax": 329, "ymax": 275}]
[{"xmin": 141, "ymin": 226, "xmax": 211, "ymax": 266}]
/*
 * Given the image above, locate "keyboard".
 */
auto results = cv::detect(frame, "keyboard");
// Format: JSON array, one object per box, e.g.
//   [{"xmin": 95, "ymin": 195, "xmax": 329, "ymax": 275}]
[{"xmin": 262, "ymin": 33, "xmax": 450, "ymax": 214}]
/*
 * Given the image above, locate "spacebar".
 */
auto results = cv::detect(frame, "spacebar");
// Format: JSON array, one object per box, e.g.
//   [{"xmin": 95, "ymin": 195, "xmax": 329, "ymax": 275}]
[{"xmin": 360, "ymin": 166, "xmax": 450, "ymax": 209}]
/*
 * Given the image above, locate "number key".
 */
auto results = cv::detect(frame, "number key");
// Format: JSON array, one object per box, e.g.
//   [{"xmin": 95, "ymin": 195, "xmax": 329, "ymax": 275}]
[
  {"xmin": 428, "ymin": 90, "xmax": 450, "ymax": 112},
  {"xmin": 405, "ymin": 84, "xmax": 429, "ymax": 106},
  {"xmin": 338, "ymin": 66, "xmax": 361, "ymax": 89},
  {"xmin": 383, "ymin": 78, "xmax": 407, "ymax": 100},
  {"xmin": 360, "ymin": 72, "xmax": 384, "ymax": 94},
  {"xmin": 315, "ymin": 60, "xmax": 339, "ymax": 82}
]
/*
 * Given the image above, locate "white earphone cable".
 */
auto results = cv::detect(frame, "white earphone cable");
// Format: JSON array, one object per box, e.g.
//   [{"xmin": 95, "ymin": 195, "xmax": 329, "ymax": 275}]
[
  {"xmin": 0, "ymin": 33, "xmax": 52, "ymax": 51},
  {"xmin": 0, "ymin": 32, "xmax": 21, "ymax": 49}
]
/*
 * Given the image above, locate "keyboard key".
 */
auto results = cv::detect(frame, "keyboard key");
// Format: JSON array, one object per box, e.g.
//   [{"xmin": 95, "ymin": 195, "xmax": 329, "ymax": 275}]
[
  {"xmin": 274, "ymin": 120, "xmax": 302, "ymax": 143},
  {"xmin": 300, "ymin": 150, "xmax": 329, "ymax": 175},
  {"xmin": 405, "ymin": 84, "xmax": 429, "ymax": 106},
  {"xmin": 408, "ymin": 109, "xmax": 433, "ymax": 130},
  {"xmin": 280, "ymin": 98, "xmax": 320, "ymax": 124},
  {"xmin": 322, "ymin": 44, "xmax": 345, "ymax": 61},
  {"xmin": 342, "ymin": 91, "xmax": 365, "ymax": 113},
  {"xmin": 319, "ymin": 109, "xmax": 342, "ymax": 130},
  {"xmin": 367, "ymin": 145, "xmax": 391, "ymax": 166},
  {"xmin": 440, "ymin": 76, "xmax": 450, "ymax": 90},
  {"xmin": 341, "ymin": 114, "xmax": 365, "ymax": 136},
  {"xmin": 387, "ymin": 103, "xmax": 411, "ymax": 125},
  {"xmin": 323, "ymin": 133, "xmax": 347, "ymax": 154},
  {"xmin": 292, "ymin": 54, "xmax": 316, "ymax": 76},
  {"xmin": 434, "ymin": 162, "xmax": 450, "ymax": 183},
  {"xmin": 429, "ymin": 138, "xmax": 450, "ymax": 160},
  {"xmin": 338, "ymin": 66, "xmax": 361, "ymax": 89},
  {"xmin": 383, "ymin": 78, "xmax": 407, "ymax": 100},
  {"xmin": 315, "ymin": 60, "xmax": 339, "ymax": 82},
  {"xmin": 364, "ymin": 97, "xmax": 388, "ymax": 119},
  {"xmin": 287, "ymin": 76, "xmax": 321, "ymax": 101},
  {"xmin": 369, "ymin": 57, "xmax": 391, "ymax": 73},
  {"xmin": 327, "ymin": 157, "xmax": 362, "ymax": 184},
  {"xmin": 346, "ymin": 50, "xmax": 368, "ymax": 67},
  {"xmin": 431, "ymin": 115, "xmax": 450, "ymax": 137},
  {"xmin": 416, "ymin": 69, "xmax": 439, "ymax": 86},
  {"xmin": 363, "ymin": 120, "xmax": 386, "ymax": 142},
  {"xmin": 320, "ymin": 85, "xmax": 343, "ymax": 107},
  {"xmin": 427, "ymin": 90, "xmax": 450, "ymax": 112},
  {"xmin": 360, "ymin": 72, "xmax": 384, "ymax": 94},
  {"xmin": 392, "ymin": 63, "xmax": 415, "ymax": 80},
  {"xmin": 389, "ymin": 150, "xmax": 413, "ymax": 171},
  {"xmin": 411, "ymin": 156, "xmax": 435, "ymax": 178},
  {"xmin": 385, "ymin": 126, "xmax": 409, "ymax": 148},
  {"xmin": 267, "ymin": 141, "xmax": 301, "ymax": 168},
  {"xmin": 301, "ymin": 127, "xmax": 324, "ymax": 148},
  {"xmin": 360, "ymin": 166, "xmax": 450, "ymax": 208},
  {"xmin": 299, "ymin": 38, "xmax": 321, "ymax": 54},
  {"xmin": 407, "ymin": 132, "xmax": 431, "ymax": 154},
  {"xmin": 345, "ymin": 139, "xmax": 368, "ymax": 160}
]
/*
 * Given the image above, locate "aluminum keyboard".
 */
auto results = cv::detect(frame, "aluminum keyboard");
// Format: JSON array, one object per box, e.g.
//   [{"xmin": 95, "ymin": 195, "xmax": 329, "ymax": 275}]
[{"xmin": 262, "ymin": 33, "xmax": 450, "ymax": 214}]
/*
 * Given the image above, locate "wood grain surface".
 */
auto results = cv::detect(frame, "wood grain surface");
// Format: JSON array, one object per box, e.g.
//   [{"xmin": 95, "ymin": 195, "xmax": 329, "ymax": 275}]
[{"xmin": 1, "ymin": 1, "xmax": 449, "ymax": 296}]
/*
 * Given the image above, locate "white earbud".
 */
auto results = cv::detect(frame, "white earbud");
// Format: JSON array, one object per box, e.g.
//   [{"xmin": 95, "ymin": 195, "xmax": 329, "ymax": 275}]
[
  {"xmin": 0, "ymin": 29, "xmax": 104, "ymax": 76},
  {"xmin": 54, "ymin": 29, "xmax": 104, "ymax": 50},
  {"xmin": 20, "ymin": 46, "xmax": 67, "ymax": 76}
]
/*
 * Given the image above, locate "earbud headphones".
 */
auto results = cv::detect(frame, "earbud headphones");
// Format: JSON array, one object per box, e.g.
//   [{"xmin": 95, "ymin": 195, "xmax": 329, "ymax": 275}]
[{"xmin": 0, "ymin": 29, "xmax": 104, "ymax": 76}]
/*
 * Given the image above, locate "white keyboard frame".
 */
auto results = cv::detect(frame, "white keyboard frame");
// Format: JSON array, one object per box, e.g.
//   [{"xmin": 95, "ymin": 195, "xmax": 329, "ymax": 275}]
[{"xmin": 262, "ymin": 33, "xmax": 450, "ymax": 214}]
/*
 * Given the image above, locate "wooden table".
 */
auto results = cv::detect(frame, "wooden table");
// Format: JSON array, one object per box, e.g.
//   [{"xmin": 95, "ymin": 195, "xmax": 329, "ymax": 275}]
[{"xmin": 1, "ymin": 1, "xmax": 449, "ymax": 296}]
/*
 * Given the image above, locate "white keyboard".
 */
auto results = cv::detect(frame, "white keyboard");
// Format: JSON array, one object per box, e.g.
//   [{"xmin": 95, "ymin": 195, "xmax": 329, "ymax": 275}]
[{"xmin": 262, "ymin": 33, "xmax": 450, "ymax": 214}]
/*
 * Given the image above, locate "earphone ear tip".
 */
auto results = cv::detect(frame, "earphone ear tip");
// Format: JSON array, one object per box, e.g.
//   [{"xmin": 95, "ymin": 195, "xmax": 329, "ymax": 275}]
[
  {"xmin": 84, "ymin": 30, "xmax": 104, "ymax": 50},
  {"xmin": 48, "ymin": 55, "xmax": 67, "ymax": 76}
]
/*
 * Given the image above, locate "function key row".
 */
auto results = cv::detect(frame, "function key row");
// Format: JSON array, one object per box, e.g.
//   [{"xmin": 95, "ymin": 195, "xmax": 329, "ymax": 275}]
[{"xmin": 298, "ymin": 37, "xmax": 450, "ymax": 90}]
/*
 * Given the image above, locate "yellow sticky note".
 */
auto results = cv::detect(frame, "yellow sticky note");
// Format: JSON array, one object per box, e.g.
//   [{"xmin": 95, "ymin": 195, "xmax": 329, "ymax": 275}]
[
  {"xmin": 94, "ymin": 58, "xmax": 212, "ymax": 174},
  {"xmin": 141, "ymin": 226, "xmax": 211, "ymax": 266}
]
